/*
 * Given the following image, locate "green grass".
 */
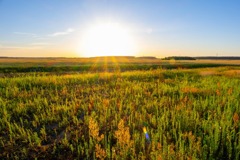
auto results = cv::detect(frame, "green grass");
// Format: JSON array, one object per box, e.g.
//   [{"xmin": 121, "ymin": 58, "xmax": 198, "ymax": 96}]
[
  {"xmin": 1, "ymin": 57, "xmax": 239, "ymax": 74},
  {"xmin": 0, "ymin": 66, "xmax": 240, "ymax": 159},
  {"xmin": 0, "ymin": 63, "xmax": 237, "ymax": 76}
]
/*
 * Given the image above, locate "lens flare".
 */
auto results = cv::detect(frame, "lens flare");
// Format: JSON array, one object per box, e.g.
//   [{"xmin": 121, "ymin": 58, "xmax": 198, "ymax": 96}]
[{"xmin": 143, "ymin": 127, "xmax": 151, "ymax": 142}]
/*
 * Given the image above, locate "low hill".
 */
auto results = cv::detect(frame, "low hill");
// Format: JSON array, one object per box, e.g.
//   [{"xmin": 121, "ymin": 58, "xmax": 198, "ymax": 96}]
[
  {"xmin": 162, "ymin": 56, "xmax": 196, "ymax": 60},
  {"xmin": 136, "ymin": 56, "xmax": 157, "ymax": 59},
  {"xmin": 90, "ymin": 56, "xmax": 135, "ymax": 59}
]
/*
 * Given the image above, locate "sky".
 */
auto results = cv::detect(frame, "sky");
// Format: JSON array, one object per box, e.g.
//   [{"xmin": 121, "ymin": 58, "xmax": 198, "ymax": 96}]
[{"xmin": 0, "ymin": 0, "xmax": 240, "ymax": 57}]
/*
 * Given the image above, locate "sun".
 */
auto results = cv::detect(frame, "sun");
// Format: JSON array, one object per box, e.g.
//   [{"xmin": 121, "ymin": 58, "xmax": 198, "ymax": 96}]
[{"xmin": 79, "ymin": 22, "xmax": 137, "ymax": 57}]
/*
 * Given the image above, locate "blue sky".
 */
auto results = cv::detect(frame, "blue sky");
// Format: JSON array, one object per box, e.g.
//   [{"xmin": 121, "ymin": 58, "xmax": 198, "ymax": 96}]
[{"xmin": 0, "ymin": 0, "xmax": 240, "ymax": 57}]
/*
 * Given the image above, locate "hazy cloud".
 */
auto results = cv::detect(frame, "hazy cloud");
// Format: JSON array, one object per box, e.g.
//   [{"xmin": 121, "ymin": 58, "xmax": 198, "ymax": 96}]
[
  {"xmin": 13, "ymin": 32, "xmax": 37, "ymax": 37},
  {"xmin": 49, "ymin": 28, "xmax": 75, "ymax": 37},
  {"xmin": 0, "ymin": 41, "xmax": 51, "ymax": 50},
  {"xmin": 146, "ymin": 28, "xmax": 153, "ymax": 34},
  {"xmin": 14, "ymin": 28, "xmax": 76, "ymax": 39},
  {"xmin": 30, "ymin": 42, "xmax": 51, "ymax": 46},
  {"xmin": 0, "ymin": 46, "xmax": 28, "ymax": 49}
]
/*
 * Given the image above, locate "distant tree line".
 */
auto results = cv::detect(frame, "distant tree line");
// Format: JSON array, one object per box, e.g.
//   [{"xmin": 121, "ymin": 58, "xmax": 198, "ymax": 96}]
[{"xmin": 195, "ymin": 56, "xmax": 240, "ymax": 60}]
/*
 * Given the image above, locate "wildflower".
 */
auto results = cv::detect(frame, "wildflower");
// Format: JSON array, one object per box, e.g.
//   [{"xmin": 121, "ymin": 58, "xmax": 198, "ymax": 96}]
[
  {"xmin": 103, "ymin": 99, "xmax": 109, "ymax": 107},
  {"xmin": 89, "ymin": 117, "xmax": 104, "ymax": 141},
  {"xmin": 233, "ymin": 112, "xmax": 239, "ymax": 128},
  {"xmin": 114, "ymin": 119, "xmax": 133, "ymax": 148},
  {"xmin": 228, "ymin": 88, "xmax": 233, "ymax": 95},
  {"xmin": 95, "ymin": 144, "xmax": 107, "ymax": 160}
]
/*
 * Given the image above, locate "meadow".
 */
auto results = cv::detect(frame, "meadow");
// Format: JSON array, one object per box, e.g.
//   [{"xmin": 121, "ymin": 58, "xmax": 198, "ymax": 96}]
[{"xmin": 0, "ymin": 58, "xmax": 239, "ymax": 159}]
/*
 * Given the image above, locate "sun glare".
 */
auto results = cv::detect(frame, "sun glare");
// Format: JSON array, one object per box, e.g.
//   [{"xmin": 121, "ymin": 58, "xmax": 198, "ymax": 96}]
[{"xmin": 79, "ymin": 22, "xmax": 137, "ymax": 57}]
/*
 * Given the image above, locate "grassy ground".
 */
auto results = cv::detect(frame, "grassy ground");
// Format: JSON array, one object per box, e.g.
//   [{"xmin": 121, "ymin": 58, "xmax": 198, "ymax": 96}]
[
  {"xmin": 0, "ymin": 58, "xmax": 239, "ymax": 159},
  {"xmin": 0, "ymin": 57, "xmax": 239, "ymax": 74}
]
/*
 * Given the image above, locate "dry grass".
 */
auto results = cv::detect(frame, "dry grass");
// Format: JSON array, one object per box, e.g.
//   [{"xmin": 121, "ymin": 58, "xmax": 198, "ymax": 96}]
[
  {"xmin": 1, "ymin": 57, "xmax": 240, "ymax": 66},
  {"xmin": 0, "ymin": 57, "xmax": 162, "ymax": 65},
  {"xmin": 194, "ymin": 60, "xmax": 240, "ymax": 65},
  {"xmin": 199, "ymin": 68, "xmax": 240, "ymax": 77}
]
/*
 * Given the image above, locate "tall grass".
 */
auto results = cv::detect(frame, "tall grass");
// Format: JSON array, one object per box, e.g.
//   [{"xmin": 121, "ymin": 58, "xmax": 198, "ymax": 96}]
[{"xmin": 0, "ymin": 67, "xmax": 239, "ymax": 159}]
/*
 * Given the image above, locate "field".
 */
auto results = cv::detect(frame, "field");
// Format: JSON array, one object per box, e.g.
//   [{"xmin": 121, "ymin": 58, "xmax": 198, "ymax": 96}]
[{"xmin": 0, "ymin": 58, "xmax": 240, "ymax": 159}]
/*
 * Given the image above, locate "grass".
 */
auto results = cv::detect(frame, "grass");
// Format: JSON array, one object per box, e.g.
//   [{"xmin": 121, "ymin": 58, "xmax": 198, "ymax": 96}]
[
  {"xmin": 1, "ymin": 57, "xmax": 239, "ymax": 74},
  {"xmin": 0, "ymin": 58, "xmax": 239, "ymax": 159}
]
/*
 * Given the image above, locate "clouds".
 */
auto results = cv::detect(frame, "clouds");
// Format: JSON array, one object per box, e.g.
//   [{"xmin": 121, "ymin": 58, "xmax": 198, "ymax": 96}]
[
  {"xmin": 7, "ymin": 28, "xmax": 75, "ymax": 50},
  {"xmin": 0, "ymin": 41, "xmax": 52, "ymax": 50},
  {"xmin": 13, "ymin": 28, "xmax": 75, "ymax": 39},
  {"xmin": 0, "ymin": 45, "xmax": 35, "ymax": 50},
  {"xmin": 146, "ymin": 28, "xmax": 153, "ymax": 34},
  {"xmin": 30, "ymin": 42, "xmax": 51, "ymax": 46},
  {"xmin": 13, "ymin": 32, "xmax": 37, "ymax": 37},
  {"xmin": 48, "ymin": 28, "xmax": 75, "ymax": 37}
]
